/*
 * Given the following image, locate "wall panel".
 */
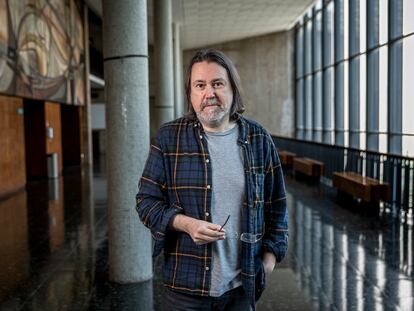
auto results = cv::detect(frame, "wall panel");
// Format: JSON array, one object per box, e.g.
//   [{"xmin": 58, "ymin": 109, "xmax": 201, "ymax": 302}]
[{"xmin": 0, "ymin": 95, "xmax": 26, "ymax": 196}]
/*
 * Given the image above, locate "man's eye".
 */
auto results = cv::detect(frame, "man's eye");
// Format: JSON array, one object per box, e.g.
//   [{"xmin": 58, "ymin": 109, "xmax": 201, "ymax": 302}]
[
  {"xmin": 212, "ymin": 82, "xmax": 224, "ymax": 88},
  {"xmin": 195, "ymin": 84, "xmax": 204, "ymax": 89}
]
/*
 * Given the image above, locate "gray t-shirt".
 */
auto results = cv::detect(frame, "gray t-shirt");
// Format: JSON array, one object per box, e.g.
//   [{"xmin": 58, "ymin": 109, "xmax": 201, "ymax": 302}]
[{"xmin": 205, "ymin": 124, "xmax": 246, "ymax": 297}]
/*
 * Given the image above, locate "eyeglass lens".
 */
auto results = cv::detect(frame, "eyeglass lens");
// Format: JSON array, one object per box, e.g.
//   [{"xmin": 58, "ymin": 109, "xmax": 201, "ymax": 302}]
[{"xmin": 240, "ymin": 233, "xmax": 263, "ymax": 243}]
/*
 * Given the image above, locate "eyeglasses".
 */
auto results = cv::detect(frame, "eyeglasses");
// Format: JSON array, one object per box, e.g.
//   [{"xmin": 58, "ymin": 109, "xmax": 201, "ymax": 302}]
[
  {"xmin": 240, "ymin": 233, "xmax": 263, "ymax": 244},
  {"xmin": 219, "ymin": 214, "xmax": 263, "ymax": 244},
  {"xmin": 219, "ymin": 215, "xmax": 230, "ymax": 231}
]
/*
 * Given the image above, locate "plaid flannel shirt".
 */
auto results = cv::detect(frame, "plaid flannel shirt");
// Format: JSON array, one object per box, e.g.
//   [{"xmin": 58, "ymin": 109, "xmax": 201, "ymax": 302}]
[{"xmin": 136, "ymin": 115, "xmax": 288, "ymax": 308}]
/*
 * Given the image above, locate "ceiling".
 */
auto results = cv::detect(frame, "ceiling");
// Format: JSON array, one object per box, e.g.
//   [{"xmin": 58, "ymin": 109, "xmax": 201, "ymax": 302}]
[{"xmin": 85, "ymin": 0, "xmax": 314, "ymax": 50}]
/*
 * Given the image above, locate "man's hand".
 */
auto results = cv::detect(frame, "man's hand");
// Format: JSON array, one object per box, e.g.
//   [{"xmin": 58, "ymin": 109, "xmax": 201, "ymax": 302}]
[
  {"xmin": 263, "ymin": 252, "xmax": 276, "ymax": 274},
  {"xmin": 171, "ymin": 214, "xmax": 225, "ymax": 245}
]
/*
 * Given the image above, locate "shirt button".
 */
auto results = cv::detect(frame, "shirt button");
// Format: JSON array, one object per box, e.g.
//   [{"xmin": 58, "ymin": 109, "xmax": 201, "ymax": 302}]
[
  {"xmin": 205, "ymin": 266, "xmax": 210, "ymax": 271},
  {"xmin": 207, "ymin": 185, "xmax": 211, "ymax": 189},
  {"xmin": 245, "ymin": 140, "xmax": 249, "ymax": 144},
  {"xmin": 205, "ymin": 159, "xmax": 210, "ymax": 163},
  {"xmin": 200, "ymin": 135, "xmax": 203, "ymax": 139},
  {"xmin": 205, "ymin": 212, "xmax": 210, "ymax": 216}
]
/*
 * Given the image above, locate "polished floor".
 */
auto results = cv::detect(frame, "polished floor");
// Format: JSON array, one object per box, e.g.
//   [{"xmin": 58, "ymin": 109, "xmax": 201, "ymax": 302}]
[{"xmin": 0, "ymin": 158, "xmax": 413, "ymax": 311}]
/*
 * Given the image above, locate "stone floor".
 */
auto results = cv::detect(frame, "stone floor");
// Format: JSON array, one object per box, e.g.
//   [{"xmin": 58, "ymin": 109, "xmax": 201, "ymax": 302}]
[{"xmin": 0, "ymin": 158, "xmax": 413, "ymax": 310}]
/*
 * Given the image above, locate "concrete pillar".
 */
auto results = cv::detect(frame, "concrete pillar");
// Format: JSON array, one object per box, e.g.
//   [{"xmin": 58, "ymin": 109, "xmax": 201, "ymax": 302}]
[
  {"xmin": 83, "ymin": 5, "xmax": 95, "ymax": 263},
  {"xmin": 153, "ymin": 0, "xmax": 174, "ymax": 134},
  {"xmin": 174, "ymin": 23, "xmax": 186, "ymax": 118},
  {"xmin": 102, "ymin": 0, "xmax": 152, "ymax": 283},
  {"xmin": 83, "ymin": 3, "xmax": 93, "ymax": 167},
  {"xmin": 173, "ymin": 23, "xmax": 184, "ymax": 118}
]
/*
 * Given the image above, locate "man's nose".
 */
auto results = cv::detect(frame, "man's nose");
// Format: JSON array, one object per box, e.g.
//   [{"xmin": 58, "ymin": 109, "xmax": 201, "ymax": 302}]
[{"xmin": 204, "ymin": 84, "xmax": 215, "ymax": 99}]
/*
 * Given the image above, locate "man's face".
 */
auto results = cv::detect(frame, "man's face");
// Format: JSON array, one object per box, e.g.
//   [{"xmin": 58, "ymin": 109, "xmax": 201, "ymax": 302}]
[{"xmin": 190, "ymin": 61, "xmax": 233, "ymax": 128}]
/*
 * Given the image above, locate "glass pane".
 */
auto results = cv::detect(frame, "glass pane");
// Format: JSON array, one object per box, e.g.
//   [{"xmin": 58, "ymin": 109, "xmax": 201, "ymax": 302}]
[
  {"xmin": 315, "ymin": 0, "xmax": 323, "ymax": 10},
  {"xmin": 403, "ymin": 0, "xmax": 414, "ymax": 35},
  {"xmin": 379, "ymin": 134, "xmax": 388, "ymax": 154},
  {"xmin": 379, "ymin": 46, "xmax": 388, "ymax": 153},
  {"xmin": 379, "ymin": 0, "xmax": 388, "ymax": 44},
  {"xmin": 402, "ymin": 136, "xmax": 414, "ymax": 157}
]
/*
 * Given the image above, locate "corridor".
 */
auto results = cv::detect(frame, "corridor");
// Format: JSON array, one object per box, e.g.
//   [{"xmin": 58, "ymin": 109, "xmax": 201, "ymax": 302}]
[{"xmin": 0, "ymin": 158, "xmax": 413, "ymax": 311}]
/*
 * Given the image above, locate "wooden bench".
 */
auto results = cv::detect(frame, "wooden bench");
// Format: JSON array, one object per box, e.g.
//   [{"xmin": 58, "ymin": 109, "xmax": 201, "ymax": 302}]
[
  {"xmin": 293, "ymin": 157, "xmax": 325, "ymax": 179},
  {"xmin": 332, "ymin": 172, "xmax": 390, "ymax": 203},
  {"xmin": 278, "ymin": 150, "xmax": 296, "ymax": 168}
]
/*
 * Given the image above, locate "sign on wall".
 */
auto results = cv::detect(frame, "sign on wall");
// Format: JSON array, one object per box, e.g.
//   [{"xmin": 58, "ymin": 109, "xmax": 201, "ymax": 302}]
[{"xmin": 0, "ymin": 0, "xmax": 85, "ymax": 105}]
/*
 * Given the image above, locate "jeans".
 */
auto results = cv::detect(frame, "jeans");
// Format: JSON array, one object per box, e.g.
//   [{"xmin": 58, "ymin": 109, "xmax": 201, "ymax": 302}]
[{"xmin": 163, "ymin": 286, "xmax": 252, "ymax": 311}]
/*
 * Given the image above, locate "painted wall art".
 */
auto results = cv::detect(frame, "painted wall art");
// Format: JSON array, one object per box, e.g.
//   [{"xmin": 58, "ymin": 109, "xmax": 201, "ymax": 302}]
[{"xmin": 0, "ymin": 0, "xmax": 85, "ymax": 105}]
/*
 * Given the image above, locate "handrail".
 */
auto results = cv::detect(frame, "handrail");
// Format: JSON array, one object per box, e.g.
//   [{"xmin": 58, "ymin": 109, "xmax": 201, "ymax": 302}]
[{"xmin": 272, "ymin": 135, "xmax": 414, "ymax": 219}]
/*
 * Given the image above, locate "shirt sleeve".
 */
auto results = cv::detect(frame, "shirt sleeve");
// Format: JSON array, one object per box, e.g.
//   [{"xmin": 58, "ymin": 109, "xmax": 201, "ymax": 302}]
[
  {"xmin": 262, "ymin": 134, "xmax": 289, "ymax": 263},
  {"xmin": 135, "ymin": 133, "xmax": 183, "ymax": 257}
]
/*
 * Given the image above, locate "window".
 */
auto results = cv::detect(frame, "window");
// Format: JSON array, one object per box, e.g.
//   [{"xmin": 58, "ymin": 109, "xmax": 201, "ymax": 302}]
[
  {"xmin": 402, "ymin": 35, "xmax": 414, "ymax": 156},
  {"xmin": 294, "ymin": 0, "xmax": 414, "ymax": 157}
]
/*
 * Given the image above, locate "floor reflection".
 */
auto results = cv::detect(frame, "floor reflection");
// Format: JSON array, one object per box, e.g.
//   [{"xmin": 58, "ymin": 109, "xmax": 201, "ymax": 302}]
[
  {"xmin": 1, "ymin": 161, "xmax": 413, "ymax": 310},
  {"xmin": 0, "ymin": 191, "xmax": 29, "ymax": 303},
  {"xmin": 289, "ymin": 175, "xmax": 414, "ymax": 311}
]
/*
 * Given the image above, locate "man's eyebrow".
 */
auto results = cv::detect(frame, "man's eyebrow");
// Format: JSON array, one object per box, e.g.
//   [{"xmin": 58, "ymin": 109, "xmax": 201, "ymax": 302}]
[
  {"xmin": 192, "ymin": 78, "xmax": 226, "ymax": 85},
  {"xmin": 211, "ymin": 78, "xmax": 226, "ymax": 83}
]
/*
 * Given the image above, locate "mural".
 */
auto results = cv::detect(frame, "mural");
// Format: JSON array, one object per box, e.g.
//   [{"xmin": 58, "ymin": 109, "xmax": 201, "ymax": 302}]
[{"xmin": 0, "ymin": 0, "xmax": 85, "ymax": 105}]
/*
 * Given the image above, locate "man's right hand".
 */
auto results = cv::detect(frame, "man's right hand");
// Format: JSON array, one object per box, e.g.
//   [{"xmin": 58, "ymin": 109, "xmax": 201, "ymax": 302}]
[{"xmin": 171, "ymin": 214, "xmax": 225, "ymax": 245}]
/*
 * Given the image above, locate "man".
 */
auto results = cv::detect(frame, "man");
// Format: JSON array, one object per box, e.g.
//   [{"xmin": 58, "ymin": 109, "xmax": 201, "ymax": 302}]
[{"xmin": 136, "ymin": 49, "xmax": 288, "ymax": 311}]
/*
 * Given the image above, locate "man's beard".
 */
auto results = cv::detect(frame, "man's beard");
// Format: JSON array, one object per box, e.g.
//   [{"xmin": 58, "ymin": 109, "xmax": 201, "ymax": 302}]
[{"xmin": 196, "ymin": 98, "xmax": 230, "ymax": 128}]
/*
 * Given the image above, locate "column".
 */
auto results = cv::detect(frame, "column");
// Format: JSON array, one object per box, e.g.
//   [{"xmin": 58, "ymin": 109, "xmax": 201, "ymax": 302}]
[
  {"xmin": 296, "ymin": 23, "xmax": 305, "ymax": 140},
  {"xmin": 304, "ymin": 12, "xmax": 313, "ymax": 141},
  {"xmin": 83, "ymin": 3, "xmax": 93, "ymax": 166},
  {"xmin": 102, "ymin": 0, "xmax": 152, "ymax": 282},
  {"xmin": 322, "ymin": 1, "xmax": 335, "ymax": 145},
  {"xmin": 153, "ymin": 0, "xmax": 174, "ymax": 135},
  {"xmin": 313, "ymin": 7, "xmax": 323, "ymax": 143},
  {"xmin": 334, "ymin": 0, "xmax": 345, "ymax": 146},
  {"xmin": 349, "ymin": 0, "xmax": 361, "ymax": 149},
  {"xmin": 366, "ymin": 0, "xmax": 380, "ymax": 151},
  {"xmin": 388, "ymin": 0, "xmax": 403, "ymax": 154},
  {"xmin": 173, "ymin": 22, "xmax": 184, "ymax": 118}
]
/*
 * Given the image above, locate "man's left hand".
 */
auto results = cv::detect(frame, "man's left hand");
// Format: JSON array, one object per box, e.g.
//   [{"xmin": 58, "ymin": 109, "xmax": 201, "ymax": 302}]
[{"xmin": 263, "ymin": 252, "xmax": 276, "ymax": 274}]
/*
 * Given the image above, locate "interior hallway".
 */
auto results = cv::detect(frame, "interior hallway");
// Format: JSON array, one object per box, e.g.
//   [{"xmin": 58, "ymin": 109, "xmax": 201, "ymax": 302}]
[{"xmin": 0, "ymin": 157, "xmax": 413, "ymax": 311}]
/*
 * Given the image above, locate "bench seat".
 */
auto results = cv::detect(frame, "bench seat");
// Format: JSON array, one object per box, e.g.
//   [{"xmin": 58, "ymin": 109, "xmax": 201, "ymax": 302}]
[
  {"xmin": 293, "ymin": 157, "xmax": 325, "ymax": 178},
  {"xmin": 332, "ymin": 171, "xmax": 389, "ymax": 202},
  {"xmin": 278, "ymin": 150, "xmax": 296, "ymax": 168}
]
